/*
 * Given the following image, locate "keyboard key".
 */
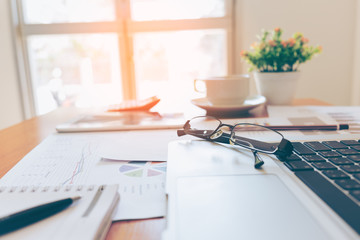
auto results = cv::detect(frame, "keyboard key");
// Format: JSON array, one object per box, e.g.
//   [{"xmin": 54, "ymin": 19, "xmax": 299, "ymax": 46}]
[
  {"xmin": 328, "ymin": 157, "xmax": 354, "ymax": 165},
  {"xmin": 284, "ymin": 161, "xmax": 313, "ymax": 171},
  {"xmin": 304, "ymin": 141, "xmax": 331, "ymax": 151},
  {"xmin": 336, "ymin": 148, "xmax": 360, "ymax": 156},
  {"xmin": 282, "ymin": 154, "xmax": 301, "ymax": 162},
  {"xmin": 354, "ymin": 174, "xmax": 360, "ymax": 181},
  {"xmin": 350, "ymin": 190, "xmax": 360, "ymax": 201},
  {"xmin": 351, "ymin": 145, "xmax": 360, "ymax": 151},
  {"xmin": 347, "ymin": 155, "xmax": 360, "ymax": 162},
  {"xmin": 322, "ymin": 170, "xmax": 350, "ymax": 179},
  {"xmin": 340, "ymin": 165, "xmax": 360, "ymax": 174},
  {"xmin": 335, "ymin": 179, "xmax": 360, "ymax": 190},
  {"xmin": 295, "ymin": 171, "xmax": 360, "ymax": 234},
  {"xmin": 322, "ymin": 141, "xmax": 348, "ymax": 149},
  {"xmin": 312, "ymin": 162, "xmax": 337, "ymax": 170},
  {"xmin": 303, "ymin": 155, "xmax": 326, "ymax": 162},
  {"xmin": 292, "ymin": 142, "xmax": 316, "ymax": 155},
  {"xmin": 341, "ymin": 140, "xmax": 360, "ymax": 146},
  {"xmin": 318, "ymin": 151, "xmax": 342, "ymax": 158}
]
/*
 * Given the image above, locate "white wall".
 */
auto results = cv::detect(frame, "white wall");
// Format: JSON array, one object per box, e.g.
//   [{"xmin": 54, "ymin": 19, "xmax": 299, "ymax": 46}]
[
  {"xmin": 0, "ymin": 0, "xmax": 23, "ymax": 129},
  {"xmin": 352, "ymin": 0, "xmax": 360, "ymax": 105},
  {"xmin": 0, "ymin": 0, "xmax": 358, "ymax": 129},
  {"xmin": 235, "ymin": 0, "xmax": 357, "ymax": 105}
]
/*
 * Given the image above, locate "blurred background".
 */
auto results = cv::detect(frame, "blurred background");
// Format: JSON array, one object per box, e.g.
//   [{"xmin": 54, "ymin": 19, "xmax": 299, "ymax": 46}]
[{"xmin": 1, "ymin": 0, "xmax": 360, "ymax": 129}]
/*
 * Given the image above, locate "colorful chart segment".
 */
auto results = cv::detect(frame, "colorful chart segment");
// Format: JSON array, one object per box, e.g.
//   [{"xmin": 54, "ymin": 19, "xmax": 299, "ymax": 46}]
[{"xmin": 119, "ymin": 161, "xmax": 166, "ymax": 178}]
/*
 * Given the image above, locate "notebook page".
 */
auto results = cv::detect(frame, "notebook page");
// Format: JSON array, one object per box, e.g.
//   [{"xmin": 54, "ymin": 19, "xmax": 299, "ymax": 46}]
[{"xmin": 0, "ymin": 185, "xmax": 119, "ymax": 240}]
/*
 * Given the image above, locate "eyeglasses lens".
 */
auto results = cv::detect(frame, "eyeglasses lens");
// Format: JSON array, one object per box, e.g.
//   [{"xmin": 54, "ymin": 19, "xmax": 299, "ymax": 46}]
[
  {"xmin": 187, "ymin": 116, "xmax": 221, "ymax": 137},
  {"xmin": 230, "ymin": 124, "xmax": 283, "ymax": 153}
]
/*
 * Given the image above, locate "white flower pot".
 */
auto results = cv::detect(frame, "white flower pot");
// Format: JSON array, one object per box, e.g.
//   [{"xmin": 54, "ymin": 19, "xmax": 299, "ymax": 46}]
[{"xmin": 253, "ymin": 71, "xmax": 300, "ymax": 105}]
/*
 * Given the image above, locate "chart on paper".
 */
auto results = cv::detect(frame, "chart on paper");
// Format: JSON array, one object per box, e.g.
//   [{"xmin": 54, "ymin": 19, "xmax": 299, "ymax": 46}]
[
  {"xmin": 0, "ymin": 132, "xmax": 167, "ymax": 220},
  {"xmin": 119, "ymin": 161, "xmax": 167, "ymax": 178},
  {"xmin": 0, "ymin": 135, "xmax": 98, "ymax": 186},
  {"xmin": 62, "ymin": 144, "xmax": 92, "ymax": 185}
]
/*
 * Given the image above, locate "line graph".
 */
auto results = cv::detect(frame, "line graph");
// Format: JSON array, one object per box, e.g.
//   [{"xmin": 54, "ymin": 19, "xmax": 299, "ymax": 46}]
[{"xmin": 62, "ymin": 143, "xmax": 92, "ymax": 185}]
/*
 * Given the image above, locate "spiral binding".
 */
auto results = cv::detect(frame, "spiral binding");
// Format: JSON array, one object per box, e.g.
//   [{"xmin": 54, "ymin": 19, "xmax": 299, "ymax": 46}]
[{"xmin": 0, "ymin": 185, "xmax": 96, "ymax": 193}]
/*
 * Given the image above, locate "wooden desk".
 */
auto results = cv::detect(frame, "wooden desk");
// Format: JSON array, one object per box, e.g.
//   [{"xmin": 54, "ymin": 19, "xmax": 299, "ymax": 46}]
[{"xmin": 0, "ymin": 99, "xmax": 329, "ymax": 239}]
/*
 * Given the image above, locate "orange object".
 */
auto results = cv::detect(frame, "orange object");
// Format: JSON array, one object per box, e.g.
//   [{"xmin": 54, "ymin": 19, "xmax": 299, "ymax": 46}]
[{"xmin": 107, "ymin": 96, "xmax": 160, "ymax": 112}]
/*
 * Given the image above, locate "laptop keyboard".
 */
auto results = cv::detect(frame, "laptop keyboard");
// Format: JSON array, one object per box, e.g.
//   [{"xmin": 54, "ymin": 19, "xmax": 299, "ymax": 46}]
[{"xmin": 279, "ymin": 140, "xmax": 360, "ymax": 234}]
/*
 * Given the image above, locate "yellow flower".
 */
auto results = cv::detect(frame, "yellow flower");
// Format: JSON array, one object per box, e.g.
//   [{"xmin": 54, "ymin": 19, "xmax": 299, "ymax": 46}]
[
  {"xmin": 294, "ymin": 32, "xmax": 303, "ymax": 39},
  {"xmin": 251, "ymin": 42, "xmax": 258, "ymax": 49}
]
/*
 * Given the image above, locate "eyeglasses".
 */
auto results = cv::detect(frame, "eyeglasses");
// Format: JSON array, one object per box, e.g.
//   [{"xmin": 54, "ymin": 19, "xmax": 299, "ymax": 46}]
[{"xmin": 177, "ymin": 116, "xmax": 293, "ymax": 168}]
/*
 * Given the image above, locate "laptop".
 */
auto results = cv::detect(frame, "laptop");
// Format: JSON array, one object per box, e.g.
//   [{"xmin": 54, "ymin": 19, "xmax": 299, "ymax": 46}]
[{"xmin": 163, "ymin": 133, "xmax": 360, "ymax": 240}]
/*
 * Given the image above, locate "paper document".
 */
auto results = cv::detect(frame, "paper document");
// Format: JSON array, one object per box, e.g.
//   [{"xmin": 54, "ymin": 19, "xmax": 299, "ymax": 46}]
[
  {"xmin": 267, "ymin": 106, "xmax": 360, "ymax": 136},
  {"xmin": 99, "ymin": 130, "xmax": 179, "ymax": 161},
  {"xmin": 211, "ymin": 106, "xmax": 360, "ymax": 141},
  {"xmin": 306, "ymin": 106, "xmax": 360, "ymax": 133},
  {"xmin": 0, "ymin": 132, "xmax": 171, "ymax": 220},
  {"xmin": 56, "ymin": 112, "xmax": 184, "ymax": 132}
]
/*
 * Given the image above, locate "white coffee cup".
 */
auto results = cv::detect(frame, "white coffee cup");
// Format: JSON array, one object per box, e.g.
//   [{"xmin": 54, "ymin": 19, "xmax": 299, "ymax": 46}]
[{"xmin": 194, "ymin": 75, "xmax": 250, "ymax": 105}]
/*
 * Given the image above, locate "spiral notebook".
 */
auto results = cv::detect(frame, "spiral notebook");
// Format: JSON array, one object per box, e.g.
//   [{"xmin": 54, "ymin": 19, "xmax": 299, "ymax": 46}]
[{"xmin": 0, "ymin": 185, "xmax": 119, "ymax": 240}]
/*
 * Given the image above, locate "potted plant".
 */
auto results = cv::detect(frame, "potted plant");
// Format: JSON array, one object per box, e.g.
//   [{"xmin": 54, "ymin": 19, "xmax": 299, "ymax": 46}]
[{"xmin": 241, "ymin": 28, "xmax": 322, "ymax": 105}]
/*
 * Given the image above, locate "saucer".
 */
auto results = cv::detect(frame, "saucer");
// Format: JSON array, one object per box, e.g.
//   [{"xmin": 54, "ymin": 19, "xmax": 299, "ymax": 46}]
[{"xmin": 191, "ymin": 95, "xmax": 266, "ymax": 116}]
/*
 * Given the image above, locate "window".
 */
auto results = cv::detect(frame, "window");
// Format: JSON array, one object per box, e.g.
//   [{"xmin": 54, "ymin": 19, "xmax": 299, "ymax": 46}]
[{"xmin": 12, "ymin": 0, "xmax": 235, "ymax": 115}]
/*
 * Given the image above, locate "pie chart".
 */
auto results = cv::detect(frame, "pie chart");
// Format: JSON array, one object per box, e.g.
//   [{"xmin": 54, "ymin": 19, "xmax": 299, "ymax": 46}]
[{"xmin": 119, "ymin": 161, "xmax": 166, "ymax": 178}]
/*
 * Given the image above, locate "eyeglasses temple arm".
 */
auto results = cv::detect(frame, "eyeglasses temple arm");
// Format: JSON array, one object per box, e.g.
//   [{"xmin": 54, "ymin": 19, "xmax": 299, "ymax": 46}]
[
  {"xmin": 231, "ymin": 135, "xmax": 293, "ymax": 156},
  {"xmin": 177, "ymin": 129, "xmax": 230, "ymax": 143}
]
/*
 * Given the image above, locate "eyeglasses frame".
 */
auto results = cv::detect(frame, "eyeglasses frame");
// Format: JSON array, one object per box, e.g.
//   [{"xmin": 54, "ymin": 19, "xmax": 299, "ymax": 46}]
[{"xmin": 177, "ymin": 116, "xmax": 293, "ymax": 158}]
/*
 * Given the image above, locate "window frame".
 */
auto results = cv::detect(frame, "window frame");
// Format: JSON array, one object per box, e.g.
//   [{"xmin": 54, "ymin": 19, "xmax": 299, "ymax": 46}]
[{"xmin": 10, "ymin": 0, "xmax": 235, "ymax": 117}]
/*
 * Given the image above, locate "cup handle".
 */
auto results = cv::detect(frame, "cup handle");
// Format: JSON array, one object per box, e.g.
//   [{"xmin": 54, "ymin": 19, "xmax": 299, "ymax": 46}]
[{"xmin": 194, "ymin": 79, "xmax": 205, "ymax": 93}]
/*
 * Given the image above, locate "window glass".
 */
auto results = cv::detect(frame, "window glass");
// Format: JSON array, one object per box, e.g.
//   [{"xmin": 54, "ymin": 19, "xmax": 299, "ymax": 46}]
[
  {"xmin": 27, "ymin": 34, "xmax": 122, "ymax": 114},
  {"xmin": 22, "ymin": 0, "xmax": 115, "ymax": 24},
  {"xmin": 133, "ymin": 29, "xmax": 227, "ymax": 112},
  {"xmin": 130, "ymin": 0, "xmax": 225, "ymax": 21}
]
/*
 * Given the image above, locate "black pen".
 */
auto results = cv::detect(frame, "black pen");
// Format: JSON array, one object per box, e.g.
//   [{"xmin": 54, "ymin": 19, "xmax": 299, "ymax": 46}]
[
  {"xmin": 229, "ymin": 124, "xmax": 349, "ymax": 131},
  {"xmin": 265, "ymin": 124, "xmax": 349, "ymax": 131},
  {"xmin": 0, "ymin": 196, "xmax": 81, "ymax": 236}
]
